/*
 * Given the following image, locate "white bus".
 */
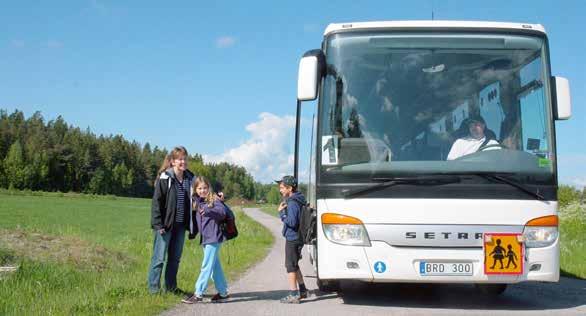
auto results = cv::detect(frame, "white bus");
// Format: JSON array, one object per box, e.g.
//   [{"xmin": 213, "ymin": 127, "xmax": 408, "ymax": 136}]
[{"xmin": 294, "ymin": 21, "xmax": 572, "ymax": 295}]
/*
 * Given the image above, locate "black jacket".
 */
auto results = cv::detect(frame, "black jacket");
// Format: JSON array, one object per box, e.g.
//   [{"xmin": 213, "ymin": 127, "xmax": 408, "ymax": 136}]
[{"xmin": 150, "ymin": 168, "xmax": 198, "ymax": 238}]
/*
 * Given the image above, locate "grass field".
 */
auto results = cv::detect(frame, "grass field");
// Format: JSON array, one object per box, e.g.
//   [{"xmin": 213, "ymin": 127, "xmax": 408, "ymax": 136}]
[
  {"xmin": 559, "ymin": 202, "xmax": 586, "ymax": 279},
  {"xmin": 258, "ymin": 202, "xmax": 586, "ymax": 279},
  {"xmin": 0, "ymin": 191, "xmax": 273, "ymax": 315}
]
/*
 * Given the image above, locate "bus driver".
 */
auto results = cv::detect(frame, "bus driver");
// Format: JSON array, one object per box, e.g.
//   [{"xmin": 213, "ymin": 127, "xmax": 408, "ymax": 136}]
[{"xmin": 447, "ymin": 115, "xmax": 500, "ymax": 160}]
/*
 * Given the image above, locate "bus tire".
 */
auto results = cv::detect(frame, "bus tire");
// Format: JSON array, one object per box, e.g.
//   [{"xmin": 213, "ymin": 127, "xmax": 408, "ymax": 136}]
[{"xmin": 317, "ymin": 279, "xmax": 340, "ymax": 293}]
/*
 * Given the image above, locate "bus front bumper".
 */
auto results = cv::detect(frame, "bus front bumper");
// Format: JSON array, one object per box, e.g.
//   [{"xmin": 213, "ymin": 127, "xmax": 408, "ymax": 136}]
[{"xmin": 317, "ymin": 239, "xmax": 559, "ymax": 283}]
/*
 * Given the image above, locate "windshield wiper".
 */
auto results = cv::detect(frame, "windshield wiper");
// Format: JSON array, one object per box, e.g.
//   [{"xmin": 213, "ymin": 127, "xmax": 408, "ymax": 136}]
[
  {"xmin": 444, "ymin": 172, "xmax": 545, "ymax": 201},
  {"xmin": 342, "ymin": 175, "xmax": 460, "ymax": 199}
]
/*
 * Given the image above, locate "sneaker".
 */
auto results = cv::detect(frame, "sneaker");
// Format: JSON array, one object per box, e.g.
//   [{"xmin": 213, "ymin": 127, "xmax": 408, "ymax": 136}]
[
  {"xmin": 280, "ymin": 294, "xmax": 300, "ymax": 304},
  {"xmin": 210, "ymin": 293, "xmax": 230, "ymax": 303},
  {"xmin": 181, "ymin": 294, "xmax": 203, "ymax": 304},
  {"xmin": 299, "ymin": 290, "xmax": 308, "ymax": 299}
]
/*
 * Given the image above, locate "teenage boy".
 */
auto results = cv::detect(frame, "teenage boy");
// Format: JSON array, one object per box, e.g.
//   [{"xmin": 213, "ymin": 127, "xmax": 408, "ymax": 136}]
[{"xmin": 275, "ymin": 175, "xmax": 308, "ymax": 304}]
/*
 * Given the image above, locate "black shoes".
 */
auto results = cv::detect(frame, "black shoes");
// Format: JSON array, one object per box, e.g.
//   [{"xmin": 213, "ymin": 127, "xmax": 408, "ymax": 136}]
[
  {"xmin": 299, "ymin": 290, "xmax": 308, "ymax": 299},
  {"xmin": 210, "ymin": 293, "xmax": 230, "ymax": 303},
  {"xmin": 167, "ymin": 288, "xmax": 188, "ymax": 296}
]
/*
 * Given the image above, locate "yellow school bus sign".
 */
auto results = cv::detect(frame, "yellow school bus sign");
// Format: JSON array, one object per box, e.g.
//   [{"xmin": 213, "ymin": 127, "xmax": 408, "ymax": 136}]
[{"xmin": 484, "ymin": 233, "xmax": 524, "ymax": 275}]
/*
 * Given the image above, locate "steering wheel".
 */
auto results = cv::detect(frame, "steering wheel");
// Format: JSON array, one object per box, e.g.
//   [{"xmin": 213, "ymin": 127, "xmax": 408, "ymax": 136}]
[{"xmin": 478, "ymin": 143, "xmax": 506, "ymax": 151}]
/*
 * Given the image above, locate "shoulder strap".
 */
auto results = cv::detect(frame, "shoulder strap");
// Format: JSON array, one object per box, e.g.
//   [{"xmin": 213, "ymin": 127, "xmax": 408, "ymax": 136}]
[
  {"xmin": 477, "ymin": 137, "xmax": 492, "ymax": 152},
  {"xmin": 222, "ymin": 202, "xmax": 235, "ymax": 219},
  {"xmin": 288, "ymin": 197, "xmax": 307, "ymax": 207}
]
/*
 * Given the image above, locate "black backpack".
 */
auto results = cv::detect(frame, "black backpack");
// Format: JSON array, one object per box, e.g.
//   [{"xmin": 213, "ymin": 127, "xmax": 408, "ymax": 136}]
[
  {"xmin": 290, "ymin": 198, "xmax": 316, "ymax": 245},
  {"xmin": 220, "ymin": 203, "xmax": 238, "ymax": 240}
]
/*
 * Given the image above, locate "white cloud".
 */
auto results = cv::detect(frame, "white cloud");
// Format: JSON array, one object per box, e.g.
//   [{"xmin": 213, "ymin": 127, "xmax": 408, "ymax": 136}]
[
  {"xmin": 215, "ymin": 36, "xmax": 236, "ymax": 48},
  {"xmin": 204, "ymin": 112, "xmax": 296, "ymax": 183}
]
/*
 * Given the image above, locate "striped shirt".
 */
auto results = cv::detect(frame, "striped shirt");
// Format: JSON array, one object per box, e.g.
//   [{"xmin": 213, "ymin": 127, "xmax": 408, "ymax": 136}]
[{"xmin": 175, "ymin": 179, "xmax": 187, "ymax": 223}]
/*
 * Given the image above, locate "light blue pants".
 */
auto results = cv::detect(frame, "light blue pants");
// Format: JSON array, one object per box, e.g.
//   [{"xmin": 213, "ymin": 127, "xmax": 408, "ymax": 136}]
[{"xmin": 195, "ymin": 242, "xmax": 228, "ymax": 296}]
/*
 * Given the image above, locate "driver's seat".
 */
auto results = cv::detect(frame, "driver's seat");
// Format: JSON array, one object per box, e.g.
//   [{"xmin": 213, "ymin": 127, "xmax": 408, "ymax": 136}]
[{"xmin": 484, "ymin": 129, "xmax": 498, "ymax": 142}]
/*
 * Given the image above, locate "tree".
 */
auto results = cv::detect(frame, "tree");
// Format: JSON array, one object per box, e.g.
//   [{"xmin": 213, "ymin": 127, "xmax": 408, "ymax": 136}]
[
  {"xmin": 113, "ymin": 163, "xmax": 130, "ymax": 195},
  {"xmin": 0, "ymin": 109, "xmax": 261, "ymax": 198},
  {"xmin": 0, "ymin": 160, "xmax": 6, "ymax": 188},
  {"xmin": 4, "ymin": 141, "xmax": 26, "ymax": 189},
  {"xmin": 558, "ymin": 185, "xmax": 581, "ymax": 208},
  {"xmin": 88, "ymin": 168, "xmax": 109, "ymax": 195},
  {"xmin": 267, "ymin": 186, "xmax": 282, "ymax": 204}
]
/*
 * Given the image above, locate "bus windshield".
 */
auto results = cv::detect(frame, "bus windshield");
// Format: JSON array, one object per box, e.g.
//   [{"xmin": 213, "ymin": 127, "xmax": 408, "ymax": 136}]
[{"xmin": 318, "ymin": 32, "xmax": 555, "ymax": 185}]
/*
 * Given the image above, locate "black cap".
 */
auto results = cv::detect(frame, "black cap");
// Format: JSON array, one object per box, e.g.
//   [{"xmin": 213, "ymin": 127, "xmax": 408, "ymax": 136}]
[{"xmin": 275, "ymin": 175, "xmax": 298, "ymax": 188}]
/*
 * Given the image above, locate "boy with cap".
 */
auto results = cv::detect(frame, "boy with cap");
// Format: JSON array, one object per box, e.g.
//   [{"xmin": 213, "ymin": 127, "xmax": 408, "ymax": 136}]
[{"xmin": 275, "ymin": 175, "xmax": 308, "ymax": 304}]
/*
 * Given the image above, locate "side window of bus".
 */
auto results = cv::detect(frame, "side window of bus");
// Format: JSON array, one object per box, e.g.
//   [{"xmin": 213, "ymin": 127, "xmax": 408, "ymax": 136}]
[{"xmin": 518, "ymin": 57, "xmax": 549, "ymax": 157}]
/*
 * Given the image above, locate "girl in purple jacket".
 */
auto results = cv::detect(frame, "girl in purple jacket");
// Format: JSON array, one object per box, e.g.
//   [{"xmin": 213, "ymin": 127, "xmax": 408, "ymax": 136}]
[{"xmin": 182, "ymin": 176, "xmax": 229, "ymax": 304}]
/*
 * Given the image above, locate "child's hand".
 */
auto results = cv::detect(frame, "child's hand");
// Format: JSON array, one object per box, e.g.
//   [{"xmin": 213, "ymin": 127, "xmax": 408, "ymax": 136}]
[{"xmin": 216, "ymin": 192, "xmax": 225, "ymax": 201}]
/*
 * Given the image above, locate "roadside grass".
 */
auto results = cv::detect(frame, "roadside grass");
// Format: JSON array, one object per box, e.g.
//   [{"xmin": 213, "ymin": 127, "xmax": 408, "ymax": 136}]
[
  {"xmin": 255, "ymin": 202, "xmax": 586, "ymax": 279},
  {"xmin": 0, "ymin": 191, "xmax": 273, "ymax": 315},
  {"xmin": 559, "ymin": 202, "xmax": 586, "ymax": 279}
]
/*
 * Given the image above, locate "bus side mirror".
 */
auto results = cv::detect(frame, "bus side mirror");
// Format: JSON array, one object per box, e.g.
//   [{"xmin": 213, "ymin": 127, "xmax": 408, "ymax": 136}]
[
  {"xmin": 297, "ymin": 50, "xmax": 324, "ymax": 101},
  {"xmin": 552, "ymin": 76, "xmax": 571, "ymax": 120}
]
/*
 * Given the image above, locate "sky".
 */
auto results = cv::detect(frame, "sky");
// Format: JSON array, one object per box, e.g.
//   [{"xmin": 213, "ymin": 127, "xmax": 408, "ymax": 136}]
[{"xmin": 1, "ymin": 0, "xmax": 584, "ymax": 186}]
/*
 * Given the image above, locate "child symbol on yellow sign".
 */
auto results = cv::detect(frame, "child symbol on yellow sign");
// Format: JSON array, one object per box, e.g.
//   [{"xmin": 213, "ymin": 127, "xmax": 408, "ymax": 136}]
[
  {"xmin": 489, "ymin": 239, "xmax": 506, "ymax": 269},
  {"xmin": 484, "ymin": 234, "xmax": 523, "ymax": 275}
]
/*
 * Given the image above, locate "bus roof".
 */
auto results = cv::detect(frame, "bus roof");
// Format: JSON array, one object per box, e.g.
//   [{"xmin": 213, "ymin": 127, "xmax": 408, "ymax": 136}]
[{"xmin": 324, "ymin": 21, "xmax": 546, "ymax": 36}]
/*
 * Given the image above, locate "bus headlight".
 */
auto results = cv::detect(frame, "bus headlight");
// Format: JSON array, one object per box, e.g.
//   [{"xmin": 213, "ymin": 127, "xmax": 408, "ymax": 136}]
[
  {"xmin": 321, "ymin": 213, "xmax": 371, "ymax": 247},
  {"xmin": 523, "ymin": 227, "xmax": 558, "ymax": 248},
  {"xmin": 523, "ymin": 215, "xmax": 558, "ymax": 248},
  {"xmin": 323, "ymin": 224, "xmax": 371, "ymax": 246}
]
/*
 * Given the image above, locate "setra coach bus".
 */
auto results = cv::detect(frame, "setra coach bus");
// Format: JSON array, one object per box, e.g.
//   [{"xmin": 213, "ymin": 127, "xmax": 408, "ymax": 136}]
[{"xmin": 293, "ymin": 21, "xmax": 572, "ymax": 295}]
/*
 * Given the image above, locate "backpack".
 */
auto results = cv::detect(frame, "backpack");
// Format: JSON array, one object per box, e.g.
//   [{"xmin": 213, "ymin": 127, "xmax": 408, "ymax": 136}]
[
  {"xmin": 290, "ymin": 197, "xmax": 316, "ymax": 245},
  {"xmin": 220, "ymin": 203, "xmax": 238, "ymax": 240}
]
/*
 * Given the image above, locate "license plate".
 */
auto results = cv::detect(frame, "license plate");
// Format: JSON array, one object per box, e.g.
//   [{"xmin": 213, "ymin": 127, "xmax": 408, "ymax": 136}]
[
  {"xmin": 419, "ymin": 262, "xmax": 473, "ymax": 276},
  {"xmin": 483, "ymin": 233, "xmax": 524, "ymax": 275}
]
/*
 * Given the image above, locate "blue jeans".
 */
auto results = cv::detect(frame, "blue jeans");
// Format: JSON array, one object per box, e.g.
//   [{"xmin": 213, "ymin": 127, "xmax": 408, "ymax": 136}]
[
  {"xmin": 194, "ymin": 242, "xmax": 228, "ymax": 296},
  {"xmin": 147, "ymin": 224, "xmax": 186, "ymax": 293}
]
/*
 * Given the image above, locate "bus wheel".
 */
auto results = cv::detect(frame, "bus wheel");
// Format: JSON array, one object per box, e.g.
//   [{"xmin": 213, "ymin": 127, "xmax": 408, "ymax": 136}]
[
  {"xmin": 475, "ymin": 284, "xmax": 507, "ymax": 296},
  {"xmin": 317, "ymin": 279, "xmax": 340, "ymax": 293}
]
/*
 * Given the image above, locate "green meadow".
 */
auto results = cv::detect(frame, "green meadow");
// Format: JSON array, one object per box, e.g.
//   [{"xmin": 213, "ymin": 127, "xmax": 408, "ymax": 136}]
[
  {"xmin": 0, "ymin": 191, "xmax": 273, "ymax": 315},
  {"xmin": 559, "ymin": 202, "xmax": 586, "ymax": 279}
]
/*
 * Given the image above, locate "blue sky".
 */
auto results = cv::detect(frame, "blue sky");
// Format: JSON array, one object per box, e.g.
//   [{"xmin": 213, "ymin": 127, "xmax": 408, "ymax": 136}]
[{"xmin": 1, "ymin": 0, "xmax": 584, "ymax": 186}]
